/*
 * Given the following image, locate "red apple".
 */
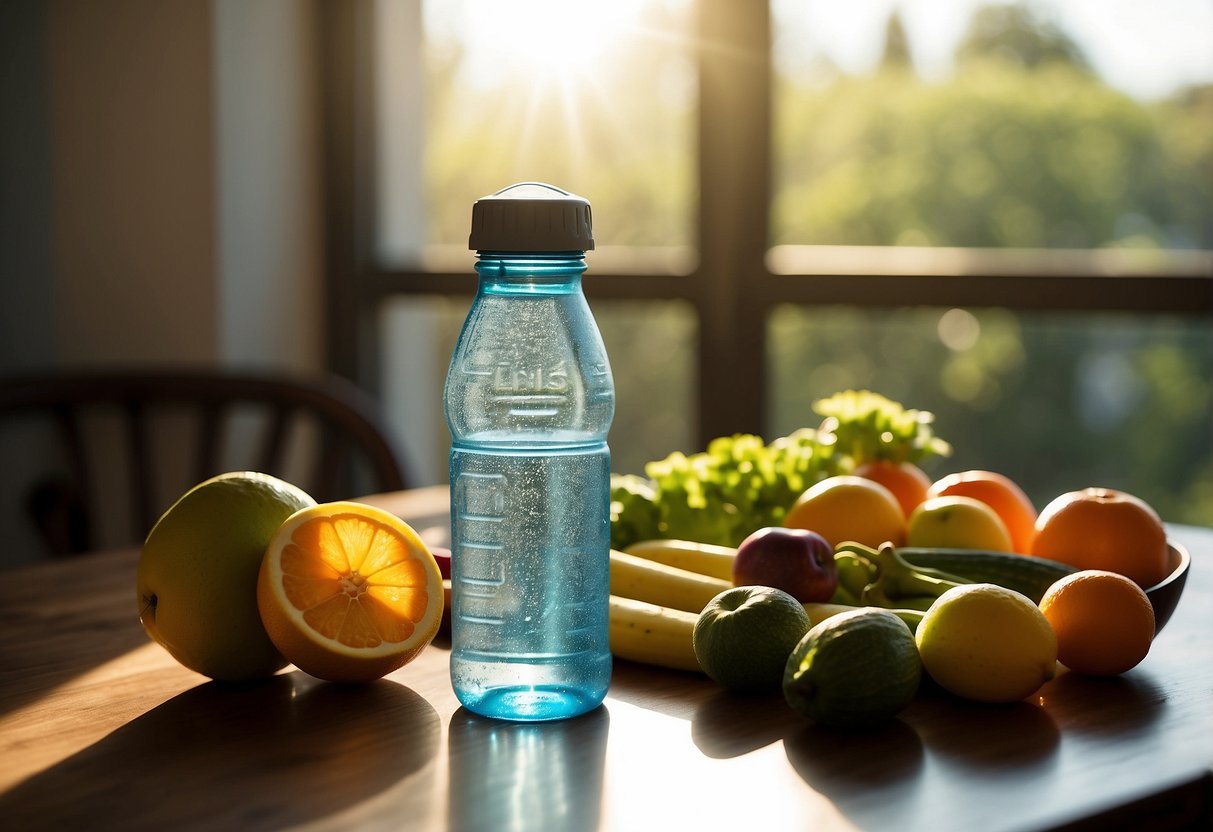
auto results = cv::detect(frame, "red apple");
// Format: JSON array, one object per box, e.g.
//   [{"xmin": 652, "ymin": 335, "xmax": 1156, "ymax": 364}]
[
  {"xmin": 431, "ymin": 546, "xmax": 452, "ymax": 580},
  {"xmin": 432, "ymin": 546, "xmax": 452, "ymax": 636},
  {"xmin": 732, "ymin": 527, "xmax": 838, "ymax": 603}
]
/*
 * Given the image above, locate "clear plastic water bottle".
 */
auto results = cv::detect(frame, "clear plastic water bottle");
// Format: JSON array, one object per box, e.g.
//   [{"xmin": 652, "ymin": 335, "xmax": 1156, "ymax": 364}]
[{"xmin": 445, "ymin": 182, "xmax": 614, "ymax": 721}]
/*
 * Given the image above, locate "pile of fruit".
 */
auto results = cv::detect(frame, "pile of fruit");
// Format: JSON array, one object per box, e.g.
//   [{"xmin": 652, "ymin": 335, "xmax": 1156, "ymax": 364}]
[
  {"xmin": 607, "ymin": 390, "xmax": 1173, "ymax": 728},
  {"xmin": 136, "ymin": 472, "xmax": 445, "ymax": 684},
  {"xmin": 136, "ymin": 389, "xmax": 1173, "ymax": 731}
]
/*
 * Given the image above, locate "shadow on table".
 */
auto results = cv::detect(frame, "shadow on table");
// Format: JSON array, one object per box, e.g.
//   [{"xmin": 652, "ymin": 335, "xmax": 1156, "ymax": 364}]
[
  {"xmin": 606, "ymin": 660, "xmax": 713, "ymax": 721},
  {"xmin": 447, "ymin": 705, "xmax": 610, "ymax": 832},
  {"xmin": 0, "ymin": 672, "xmax": 441, "ymax": 829},
  {"xmin": 783, "ymin": 686, "xmax": 1066, "ymax": 828},
  {"xmin": 0, "ymin": 549, "xmax": 151, "ymax": 720},
  {"xmin": 1038, "ymin": 668, "xmax": 1166, "ymax": 736},
  {"xmin": 906, "ymin": 685, "xmax": 1061, "ymax": 773},
  {"xmin": 691, "ymin": 687, "xmax": 808, "ymax": 758},
  {"xmin": 785, "ymin": 717, "xmax": 926, "ymax": 825}
]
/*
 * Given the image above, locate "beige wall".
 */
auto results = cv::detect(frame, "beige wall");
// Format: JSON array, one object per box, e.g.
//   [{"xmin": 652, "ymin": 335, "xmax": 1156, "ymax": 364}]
[
  {"xmin": 215, "ymin": 0, "xmax": 322, "ymax": 370},
  {"xmin": 22, "ymin": 0, "xmax": 322, "ymax": 371},
  {"xmin": 47, "ymin": 0, "xmax": 220, "ymax": 365},
  {"xmin": 0, "ymin": 0, "xmax": 324, "ymax": 563},
  {"xmin": 0, "ymin": 1, "xmax": 58, "ymax": 370}
]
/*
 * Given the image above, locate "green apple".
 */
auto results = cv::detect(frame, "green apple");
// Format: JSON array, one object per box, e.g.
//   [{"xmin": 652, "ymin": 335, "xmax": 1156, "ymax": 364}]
[
  {"xmin": 693, "ymin": 585, "xmax": 812, "ymax": 694},
  {"xmin": 137, "ymin": 471, "xmax": 315, "ymax": 681}
]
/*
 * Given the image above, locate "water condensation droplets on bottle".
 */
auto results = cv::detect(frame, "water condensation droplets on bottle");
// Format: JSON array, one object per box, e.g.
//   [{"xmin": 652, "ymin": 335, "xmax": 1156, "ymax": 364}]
[{"xmin": 445, "ymin": 183, "xmax": 615, "ymax": 721}]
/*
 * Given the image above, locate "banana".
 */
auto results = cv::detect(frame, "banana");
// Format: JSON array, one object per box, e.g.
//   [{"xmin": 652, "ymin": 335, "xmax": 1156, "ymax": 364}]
[
  {"xmin": 609, "ymin": 549, "xmax": 731, "ymax": 613},
  {"xmin": 444, "ymin": 577, "xmax": 703, "ymax": 673},
  {"xmin": 443, "ymin": 577, "xmax": 702, "ymax": 673},
  {"xmin": 803, "ymin": 601, "xmax": 926, "ymax": 633},
  {"xmin": 622, "ymin": 539, "xmax": 737, "ymax": 582},
  {"xmin": 803, "ymin": 602, "xmax": 867, "ymax": 626},
  {"xmin": 609, "ymin": 595, "xmax": 702, "ymax": 673}
]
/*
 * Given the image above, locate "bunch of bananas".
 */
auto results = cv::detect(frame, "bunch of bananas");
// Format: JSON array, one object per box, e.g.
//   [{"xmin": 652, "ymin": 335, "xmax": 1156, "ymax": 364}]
[{"xmin": 606, "ymin": 542, "xmax": 733, "ymax": 673}]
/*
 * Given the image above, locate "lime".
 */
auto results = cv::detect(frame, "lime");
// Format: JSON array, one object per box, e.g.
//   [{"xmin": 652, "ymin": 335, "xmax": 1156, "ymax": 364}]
[
  {"xmin": 138, "ymin": 471, "xmax": 315, "ymax": 681},
  {"xmin": 693, "ymin": 586, "xmax": 812, "ymax": 694},
  {"xmin": 915, "ymin": 583, "xmax": 1057, "ymax": 702},
  {"xmin": 782, "ymin": 608, "xmax": 922, "ymax": 729}
]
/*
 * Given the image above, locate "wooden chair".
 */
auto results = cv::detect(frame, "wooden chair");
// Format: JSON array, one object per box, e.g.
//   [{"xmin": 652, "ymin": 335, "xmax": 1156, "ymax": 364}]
[{"xmin": 0, "ymin": 368, "xmax": 410, "ymax": 557}]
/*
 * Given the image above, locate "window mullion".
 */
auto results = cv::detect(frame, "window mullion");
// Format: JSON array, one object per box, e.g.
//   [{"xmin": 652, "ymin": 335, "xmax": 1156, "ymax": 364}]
[
  {"xmin": 320, "ymin": 0, "xmax": 379, "ymax": 391},
  {"xmin": 696, "ymin": 0, "xmax": 772, "ymax": 443}
]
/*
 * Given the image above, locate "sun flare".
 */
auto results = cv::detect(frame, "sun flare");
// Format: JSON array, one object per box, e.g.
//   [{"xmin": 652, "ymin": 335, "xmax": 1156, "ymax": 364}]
[{"xmin": 452, "ymin": 0, "xmax": 651, "ymax": 78}]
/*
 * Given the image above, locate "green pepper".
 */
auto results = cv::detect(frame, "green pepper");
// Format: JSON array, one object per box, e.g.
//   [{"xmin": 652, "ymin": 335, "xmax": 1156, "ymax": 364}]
[
  {"xmin": 834, "ymin": 550, "xmax": 877, "ymax": 599},
  {"xmin": 835, "ymin": 541, "xmax": 971, "ymax": 611}
]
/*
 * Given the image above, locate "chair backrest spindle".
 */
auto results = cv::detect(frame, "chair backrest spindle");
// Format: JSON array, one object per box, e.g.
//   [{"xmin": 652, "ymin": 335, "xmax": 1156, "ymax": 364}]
[
  {"xmin": 125, "ymin": 398, "xmax": 157, "ymax": 538},
  {"xmin": 195, "ymin": 401, "xmax": 223, "ymax": 485},
  {"xmin": 0, "ymin": 369, "xmax": 410, "ymax": 557},
  {"xmin": 314, "ymin": 426, "xmax": 347, "ymax": 504},
  {"xmin": 258, "ymin": 403, "xmax": 293, "ymax": 477}
]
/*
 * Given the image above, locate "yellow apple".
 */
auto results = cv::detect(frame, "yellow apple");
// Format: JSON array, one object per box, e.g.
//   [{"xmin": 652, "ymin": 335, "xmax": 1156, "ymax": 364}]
[{"xmin": 907, "ymin": 495, "xmax": 1013, "ymax": 552}]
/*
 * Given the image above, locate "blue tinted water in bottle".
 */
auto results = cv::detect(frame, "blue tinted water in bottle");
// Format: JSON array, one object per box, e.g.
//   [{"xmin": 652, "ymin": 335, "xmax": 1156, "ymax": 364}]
[{"xmin": 445, "ymin": 183, "xmax": 614, "ymax": 721}]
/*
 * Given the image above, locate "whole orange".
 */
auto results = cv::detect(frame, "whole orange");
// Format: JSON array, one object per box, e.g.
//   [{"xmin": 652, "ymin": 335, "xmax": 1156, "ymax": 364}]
[
  {"xmin": 927, "ymin": 470, "xmax": 1037, "ymax": 554},
  {"xmin": 1039, "ymin": 570, "xmax": 1154, "ymax": 676},
  {"xmin": 853, "ymin": 460, "xmax": 930, "ymax": 520},
  {"xmin": 1031, "ymin": 488, "xmax": 1168, "ymax": 588},
  {"xmin": 784, "ymin": 475, "xmax": 906, "ymax": 550}
]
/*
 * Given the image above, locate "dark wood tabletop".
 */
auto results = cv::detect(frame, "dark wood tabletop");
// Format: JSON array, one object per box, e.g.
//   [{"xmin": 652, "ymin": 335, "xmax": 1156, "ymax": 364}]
[{"xmin": 1, "ymin": 485, "xmax": 1210, "ymax": 831}]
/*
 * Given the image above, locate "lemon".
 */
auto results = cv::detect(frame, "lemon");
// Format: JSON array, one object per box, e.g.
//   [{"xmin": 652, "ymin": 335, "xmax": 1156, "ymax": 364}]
[
  {"xmin": 916, "ymin": 583, "xmax": 1057, "ymax": 703},
  {"xmin": 138, "ymin": 472, "xmax": 316, "ymax": 681},
  {"xmin": 693, "ymin": 586, "xmax": 812, "ymax": 694},
  {"xmin": 782, "ymin": 608, "xmax": 922, "ymax": 728}
]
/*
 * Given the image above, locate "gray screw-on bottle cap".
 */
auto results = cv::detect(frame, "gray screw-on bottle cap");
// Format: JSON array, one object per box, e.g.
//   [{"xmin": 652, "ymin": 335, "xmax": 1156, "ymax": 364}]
[{"xmin": 469, "ymin": 182, "xmax": 595, "ymax": 252}]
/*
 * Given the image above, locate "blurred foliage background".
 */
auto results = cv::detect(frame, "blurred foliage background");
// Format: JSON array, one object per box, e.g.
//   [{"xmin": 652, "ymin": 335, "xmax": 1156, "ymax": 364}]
[
  {"xmin": 774, "ymin": 5, "xmax": 1212, "ymax": 249},
  {"xmin": 765, "ymin": 5, "xmax": 1212, "ymax": 524},
  {"xmin": 761, "ymin": 6, "xmax": 1208, "ymax": 523},
  {"xmin": 410, "ymin": 1, "xmax": 1212, "ymax": 523}
]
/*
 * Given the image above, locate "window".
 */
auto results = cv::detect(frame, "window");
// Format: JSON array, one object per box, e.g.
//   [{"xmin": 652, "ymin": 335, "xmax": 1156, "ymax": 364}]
[{"xmin": 322, "ymin": 0, "xmax": 1213, "ymax": 522}]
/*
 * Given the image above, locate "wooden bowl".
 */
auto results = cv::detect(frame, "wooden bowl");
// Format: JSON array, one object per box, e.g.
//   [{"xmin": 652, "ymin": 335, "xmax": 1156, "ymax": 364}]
[{"xmin": 1146, "ymin": 541, "xmax": 1190, "ymax": 635}]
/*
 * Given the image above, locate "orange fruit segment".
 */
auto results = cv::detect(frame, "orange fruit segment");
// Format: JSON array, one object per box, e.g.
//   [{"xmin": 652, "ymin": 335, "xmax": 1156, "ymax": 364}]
[{"xmin": 257, "ymin": 501, "xmax": 444, "ymax": 683}]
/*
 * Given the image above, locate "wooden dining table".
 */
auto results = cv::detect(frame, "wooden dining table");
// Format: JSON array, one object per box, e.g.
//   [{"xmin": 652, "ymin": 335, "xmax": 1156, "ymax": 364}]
[{"xmin": 1, "ymin": 484, "xmax": 1210, "ymax": 831}]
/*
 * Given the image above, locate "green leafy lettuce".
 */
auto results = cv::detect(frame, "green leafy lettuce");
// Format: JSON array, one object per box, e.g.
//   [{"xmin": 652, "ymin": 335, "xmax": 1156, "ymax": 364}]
[{"xmin": 610, "ymin": 390, "xmax": 951, "ymax": 549}]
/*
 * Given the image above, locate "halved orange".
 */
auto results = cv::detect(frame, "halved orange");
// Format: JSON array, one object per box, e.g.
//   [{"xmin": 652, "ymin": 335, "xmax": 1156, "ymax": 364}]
[{"xmin": 257, "ymin": 501, "xmax": 444, "ymax": 683}]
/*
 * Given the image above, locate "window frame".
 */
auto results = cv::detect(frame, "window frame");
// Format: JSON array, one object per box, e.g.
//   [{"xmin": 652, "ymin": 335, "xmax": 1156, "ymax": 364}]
[{"xmin": 319, "ymin": 0, "xmax": 1213, "ymax": 451}]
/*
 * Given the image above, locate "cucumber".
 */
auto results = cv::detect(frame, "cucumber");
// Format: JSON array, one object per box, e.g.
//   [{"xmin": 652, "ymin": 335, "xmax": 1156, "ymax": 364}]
[{"xmin": 898, "ymin": 548, "xmax": 1076, "ymax": 603}]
